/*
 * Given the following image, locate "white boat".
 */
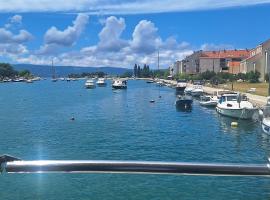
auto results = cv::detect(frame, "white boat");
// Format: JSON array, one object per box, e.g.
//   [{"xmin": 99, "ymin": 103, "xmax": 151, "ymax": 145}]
[
  {"xmin": 199, "ymin": 95, "xmax": 218, "ymax": 107},
  {"xmin": 96, "ymin": 78, "xmax": 107, "ymax": 86},
  {"xmin": 191, "ymin": 85, "xmax": 204, "ymax": 97},
  {"xmin": 176, "ymin": 80, "xmax": 187, "ymax": 93},
  {"xmin": 261, "ymin": 97, "xmax": 270, "ymax": 134},
  {"xmin": 216, "ymin": 93, "xmax": 258, "ymax": 119},
  {"xmin": 26, "ymin": 79, "xmax": 34, "ymax": 83},
  {"xmin": 112, "ymin": 79, "xmax": 127, "ymax": 89},
  {"xmin": 85, "ymin": 79, "xmax": 95, "ymax": 89},
  {"xmin": 184, "ymin": 86, "xmax": 193, "ymax": 95}
]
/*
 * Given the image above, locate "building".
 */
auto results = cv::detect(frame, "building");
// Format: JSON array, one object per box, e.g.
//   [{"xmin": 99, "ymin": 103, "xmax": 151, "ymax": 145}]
[
  {"xmin": 199, "ymin": 50, "xmax": 250, "ymax": 73},
  {"xmin": 169, "ymin": 60, "xmax": 185, "ymax": 77},
  {"xmin": 176, "ymin": 49, "xmax": 249, "ymax": 75},
  {"xmin": 240, "ymin": 39, "xmax": 270, "ymax": 80}
]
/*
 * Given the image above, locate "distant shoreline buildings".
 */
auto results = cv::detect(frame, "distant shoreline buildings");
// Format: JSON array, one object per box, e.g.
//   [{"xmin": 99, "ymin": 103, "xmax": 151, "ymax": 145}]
[{"xmin": 170, "ymin": 39, "xmax": 270, "ymax": 81}]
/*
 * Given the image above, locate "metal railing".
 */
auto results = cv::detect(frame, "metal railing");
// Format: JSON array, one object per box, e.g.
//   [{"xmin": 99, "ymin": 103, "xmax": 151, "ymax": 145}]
[{"xmin": 1, "ymin": 155, "xmax": 270, "ymax": 176}]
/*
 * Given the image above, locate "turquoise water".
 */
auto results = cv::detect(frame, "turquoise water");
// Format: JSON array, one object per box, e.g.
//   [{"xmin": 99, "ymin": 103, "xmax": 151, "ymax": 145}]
[{"xmin": 0, "ymin": 80, "xmax": 270, "ymax": 199}]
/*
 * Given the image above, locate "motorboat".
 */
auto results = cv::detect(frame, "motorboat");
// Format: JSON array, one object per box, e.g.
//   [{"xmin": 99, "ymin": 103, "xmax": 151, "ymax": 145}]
[
  {"xmin": 85, "ymin": 79, "xmax": 95, "ymax": 89},
  {"xmin": 175, "ymin": 95, "xmax": 193, "ymax": 110},
  {"xmin": 261, "ymin": 97, "xmax": 270, "ymax": 134},
  {"xmin": 216, "ymin": 93, "xmax": 258, "ymax": 119},
  {"xmin": 176, "ymin": 80, "xmax": 187, "ymax": 93},
  {"xmin": 25, "ymin": 79, "xmax": 34, "ymax": 83},
  {"xmin": 199, "ymin": 95, "xmax": 218, "ymax": 107},
  {"xmin": 146, "ymin": 79, "xmax": 154, "ymax": 83},
  {"xmin": 96, "ymin": 78, "xmax": 107, "ymax": 86},
  {"xmin": 112, "ymin": 79, "xmax": 127, "ymax": 89},
  {"xmin": 184, "ymin": 86, "xmax": 193, "ymax": 95},
  {"xmin": 191, "ymin": 85, "xmax": 204, "ymax": 97}
]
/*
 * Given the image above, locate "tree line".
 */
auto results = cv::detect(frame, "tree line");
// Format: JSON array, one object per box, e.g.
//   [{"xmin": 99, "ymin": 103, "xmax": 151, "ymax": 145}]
[
  {"xmin": 68, "ymin": 71, "xmax": 107, "ymax": 78},
  {"xmin": 133, "ymin": 64, "xmax": 169, "ymax": 78},
  {"xmin": 176, "ymin": 70, "xmax": 261, "ymax": 83},
  {"xmin": 0, "ymin": 63, "xmax": 32, "ymax": 79}
]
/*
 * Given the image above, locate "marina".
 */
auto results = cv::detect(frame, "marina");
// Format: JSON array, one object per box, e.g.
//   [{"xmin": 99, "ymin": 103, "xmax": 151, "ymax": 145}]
[{"xmin": 0, "ymin": 79, "xmax": 270, "ymax": 199}]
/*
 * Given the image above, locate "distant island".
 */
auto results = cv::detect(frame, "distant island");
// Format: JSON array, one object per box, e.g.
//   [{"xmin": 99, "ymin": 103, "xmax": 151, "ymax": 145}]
[{"xmin": 13, "ymin": 64, "xmax": 131, "ymax": 77}]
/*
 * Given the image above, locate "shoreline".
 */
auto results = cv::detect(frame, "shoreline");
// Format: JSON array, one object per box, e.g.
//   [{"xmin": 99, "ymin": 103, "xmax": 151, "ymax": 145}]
[{"xmin": 157, "ymin": 78, "xmax": 267, "ymax": 107}]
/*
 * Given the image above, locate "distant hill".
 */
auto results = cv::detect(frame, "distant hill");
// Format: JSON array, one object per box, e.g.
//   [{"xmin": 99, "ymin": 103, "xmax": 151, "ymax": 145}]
[{"xmin": 13, "ymin": 64, "xmax": 131, "ymax": 77}]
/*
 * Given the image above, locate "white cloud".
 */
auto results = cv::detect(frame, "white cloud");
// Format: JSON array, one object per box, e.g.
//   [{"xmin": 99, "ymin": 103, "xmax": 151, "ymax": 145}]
[
  {"xmin": 10, "ymin": 15, "xmax": 22, "ymax": 24},
  {"xmin": 44, "ymin": 13, "xmax": 89, "ymax": 46},
  {"xmin": 0, "ymin": 22, "xmax": 32, "ymax": 56},
  {"xmin": 38, "ymin": 13, "xmax": 89, "ymax": 55},
  {"xmin": 11, "ymin": 16, "xmax": 233, "ymax": 69},
  {"xmin": 97, "ymin": 16, "xmax": 128, "ymax": 51},
  {"xmin": 201, "ymin": 43, "xmax": 234, "ymax": 51},
  {"xmin": 5, "ymin": 14, "xmax": 23, "ymax": 29},
  {"xmin": 0, "ymin": 0, "xmax": 268, "ymax": 14},
  {"xmin": 130, "ymin": 20, "xmax": 161, "ymax": 54}
]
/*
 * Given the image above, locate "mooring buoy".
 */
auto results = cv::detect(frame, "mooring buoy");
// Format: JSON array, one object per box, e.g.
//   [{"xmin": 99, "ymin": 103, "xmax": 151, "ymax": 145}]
[{"xmin": 231, "ymin": 121, "xmax": 238, "ymax": 127}]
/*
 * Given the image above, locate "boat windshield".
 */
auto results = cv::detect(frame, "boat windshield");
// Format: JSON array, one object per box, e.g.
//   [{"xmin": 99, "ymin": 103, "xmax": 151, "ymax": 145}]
[
  {"xmin": 226, "ymin": 96, "xmax": 237, "ymax": 101},
  {"xmin": 263, "ymin": 106, "xmax": 270, "ymax": 118}
]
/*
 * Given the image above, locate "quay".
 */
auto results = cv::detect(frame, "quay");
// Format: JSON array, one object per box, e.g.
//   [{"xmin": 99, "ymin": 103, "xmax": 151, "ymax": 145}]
[{"xmin": 152, "ymin": 78, "xmax": 268, "ymax": 107}]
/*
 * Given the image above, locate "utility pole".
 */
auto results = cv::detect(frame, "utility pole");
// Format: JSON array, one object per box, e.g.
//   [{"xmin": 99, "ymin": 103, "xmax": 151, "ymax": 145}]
[{"xmin": 266, "ymin": 50, "xmax": 270, "ymax": 96}]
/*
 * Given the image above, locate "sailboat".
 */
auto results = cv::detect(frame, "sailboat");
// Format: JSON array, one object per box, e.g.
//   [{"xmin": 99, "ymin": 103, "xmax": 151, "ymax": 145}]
[
  {"xmin": 51, "ymin": 59, "xmax": 58, "ymax": 82},
  {"xmin": 157, "ymin": 50, "xmax": 161, "ymax": 98}
]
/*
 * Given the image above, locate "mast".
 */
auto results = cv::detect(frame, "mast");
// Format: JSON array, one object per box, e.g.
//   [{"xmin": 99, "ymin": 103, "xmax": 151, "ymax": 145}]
[{"xmin": 158, "ymin": 50, "xmax": 161, "ymax": 98}]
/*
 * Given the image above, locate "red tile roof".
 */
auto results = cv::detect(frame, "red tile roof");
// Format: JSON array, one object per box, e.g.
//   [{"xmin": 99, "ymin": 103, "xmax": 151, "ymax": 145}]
[{"xmin": 200, "ymin": 50, "xmax": 250, "ymax": 59}]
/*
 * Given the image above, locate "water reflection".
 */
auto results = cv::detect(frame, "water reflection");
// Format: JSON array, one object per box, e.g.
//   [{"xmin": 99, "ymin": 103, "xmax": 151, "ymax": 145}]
[{"xmin": 175, "ymin": 105, "xmax": 192, "ymax": 113}]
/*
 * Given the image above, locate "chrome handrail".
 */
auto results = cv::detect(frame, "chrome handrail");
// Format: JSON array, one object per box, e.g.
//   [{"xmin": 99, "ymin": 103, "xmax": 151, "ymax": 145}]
[{"xmin": 1, "ymin": 155, "xmax": 270, "ymax": 176}]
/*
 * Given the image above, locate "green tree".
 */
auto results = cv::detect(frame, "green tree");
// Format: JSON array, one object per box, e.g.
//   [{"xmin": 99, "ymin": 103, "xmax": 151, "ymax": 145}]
[
  {"xmin": 137, "ymin": 65, "xmax": 141, "ymax": 78},
  {"xmin": 133, "ymin": 64, "xmax": 138, "ymax": 77},
  {"xmin": 246, "ymin": 71, "xmax": 260, "ymax": 83},
  {"xmin": 0, "ymin": 63, "xmax": 17, "ymax": 78},
  {"xmin": 18, "ymin": 70, "xmax": 31, "ymax": 77}
]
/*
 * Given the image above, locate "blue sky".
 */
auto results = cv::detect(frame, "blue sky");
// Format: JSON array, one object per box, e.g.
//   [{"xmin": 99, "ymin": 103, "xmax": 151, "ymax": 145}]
[{"xmin": 0, "ymin": 0, "xmax": 270, "ymax": 68}]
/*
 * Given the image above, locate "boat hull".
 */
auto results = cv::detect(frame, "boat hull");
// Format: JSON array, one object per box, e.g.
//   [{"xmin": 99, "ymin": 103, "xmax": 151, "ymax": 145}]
[
  {"xmin": 200, "ymin": 101, "xmax": 217, "ymax": 107},
  {"xmin": 112, "ymin": 85, "xmax": 127, "ymax": 89},
  {"xmin": 85, "ymin": 85, "xmax": 95, "ymax": 89},
  {"xmin": 216, "ymin": 106, "xmax": 257, "ymax": 119},
  {"xmin": 262, "ymin": 119, "xmax": 270, "ymax": 134},
  {"xmin": 175, "ymin": 99, "xmax": 193, "ymax": 109},
  {"xmin": 176, "ymin": 86, "xmax": 186, "ymax": 92},
  {"xmin": 191, "ymin": 91, "xmax": 203, "ymax": 97},
  {"xmin": 97, "ymin": 83, "xmax": 107, "ymax": 87}
]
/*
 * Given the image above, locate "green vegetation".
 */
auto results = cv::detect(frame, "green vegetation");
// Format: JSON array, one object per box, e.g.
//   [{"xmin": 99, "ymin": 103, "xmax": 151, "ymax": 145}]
[
  {"xmin": 132, "ymin": 63, "xmax": 169, "ymax": 79},
  {"xmin": 68, "ymin": 71, "xmax": 107, "ymax": 78},
  {"xmin": 175, "ymin": 70, "xmax": 261, "ymax": 83},
  {"xmin": 0, "ymin": 63, "xmax": 18, "ymax": 78},
  {"xmin": 0, "ymin": 63, "xmax": 33, "ymax": 79}
]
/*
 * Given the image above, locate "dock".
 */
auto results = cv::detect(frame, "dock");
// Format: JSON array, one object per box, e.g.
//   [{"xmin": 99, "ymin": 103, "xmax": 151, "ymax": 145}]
[{"xmin": 155, "ymin": 79, "xmax": 268, "ymax": 107}]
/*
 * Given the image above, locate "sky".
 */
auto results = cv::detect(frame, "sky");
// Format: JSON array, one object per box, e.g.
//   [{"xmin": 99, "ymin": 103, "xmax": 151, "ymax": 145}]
[{"xmin": 0, "ymin": 0, "xmax": 270, "ymax": 69}]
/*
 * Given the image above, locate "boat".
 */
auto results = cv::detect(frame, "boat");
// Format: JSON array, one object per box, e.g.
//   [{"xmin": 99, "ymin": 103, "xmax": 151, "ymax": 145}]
[
  {"xmin": 175, "ymin": 95, "xmax": 193, "ymax": 109},
  {"xmin": 26, "ymin": 79, "xmax": 33, "ymax": 83},
  {"xmin": 191, "ymin": 85, "xmax": 204, "ymax": 97},
  {"xmin": 112, "ymin": 79, "xmax": 127, "ymax": 89},
  {"xmin": 199, "ymin": 95, "xmax": 218, "ymax": 107},
  {"xmin": 216, "ymin": 93, "xmax": 258, "ymax": 119},
  {"xmin": 85, "ymin": 79, "xmax": 95, "ymax": 89},
  {"xmin": 146, "ymin": 79, "xmax": 154, "ymax": 83},
  {"xmin": 261, "ymin": 97, "xmax": 270, "ymax": 134},
  {"xmin": 51, "ymin": 59, "xmax": 58, "ymax": 82},
  {"xmin": 175, "ymin": 80, "xmax": 187, "ymax": 93},
  {"xmin": 184, "ymin": 86, "xmax": 193, "ymax": 95},
  {"xmin": 96, "ymin": 78, "xmax": 107, "ymax": 86}
]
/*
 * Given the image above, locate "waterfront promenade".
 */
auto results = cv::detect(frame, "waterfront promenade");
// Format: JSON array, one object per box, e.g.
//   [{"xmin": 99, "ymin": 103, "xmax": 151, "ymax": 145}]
[{"xmin": 159, "ymin": 79, "xmax": 268, "ymax": 106}]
